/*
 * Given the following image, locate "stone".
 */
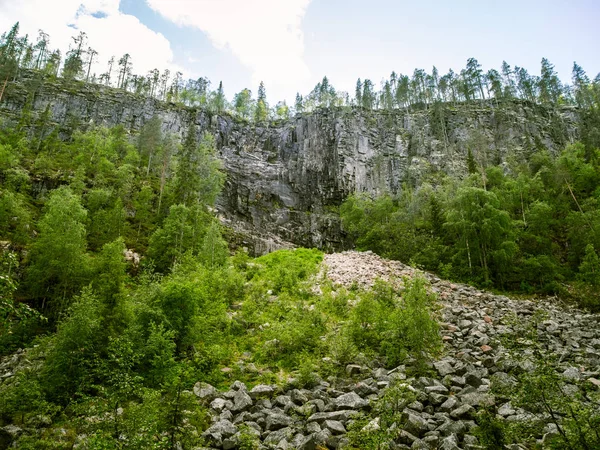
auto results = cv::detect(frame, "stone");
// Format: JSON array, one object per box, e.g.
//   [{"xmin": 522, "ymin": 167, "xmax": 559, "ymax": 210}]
[
  {"xmin": 231, "ymin": 389, "xmax": 253, "ymax": 412},
  {"xmin": 587, "ymin": 377, "xmax": 600, "ymax": 388},
  {"xmin": 434, "ymin": 361, "xmax": 456, "ymax": 377},
  {"xmin": 362, "ymin": 417, "xmax": 380, "ymax": 432},
  {"xmin": 266, "ymin": 413, "xmax": 292, "ymax": 431},
  {"xmin": 465, "ymin": 373, "xmax": 483, "ymax": 388},
  {"xmin": 439, "ymin": 397, "xmax": 459, "ymax": 413},
  {"xmin": 425, "ymin": 384, "xmax": 449, "ymax": 394},
  {"xmin": 290, "ymin": 389, "xmax": 310, "ymax": 405},
  {"xmin": 460, "ymin": 392, "xmax": 495, "ymax": 407},
  {"xmin": 249, "ymin": 384, "xmax": 274, "ymax": 399},
  {"xmin": 210, "ymin": 398, "xmax": 232, "ymax": 412},
  {"xmin": 345, "ymin": 364, "xmax": 363, "ymax": 376},
  {"xmin": 333, "ymin": 392, "xmax": 369, "ymax": 410},
  {"xmin": 562, "ymin": 367, "xmax": 581, "ymax": 381},
  {"xmin": 407, "ymin": 400, "xmax": 424, "ymax": 412},
  {"xmin": 324, "ymin": 419, "xmax": 346, "ymax": 435},
  {"xmin": 264, "ymin": 427, "xmax": 294, "ymax": 446},
  {"xmin": 202, "ymin": 420, "xmax": 237, "ymax": 444},
  {"xmin": 274, "ymin": 395, "xmax": 293, "ymax": 408},
  {"xmin": 306, "ymin": 421, "xmax": 321, "ymax": 434},
  {"xmin": 403, "ymin": 412, "xmax": 428, "ymax": 437},
  {"xmin": 450, "ymin": 404, "xmax": 474, "ymax": 419},
  {"xmin": 307, "ymin": 410, "xmax": 360, "ymax": 423},
  {"xmin": 231, "ymin": 380, "xmax": 247, "ymax": 391},
  {"xmin": 439, "ymin": 433, "xmax": 460, "ymax": 450},
  {"xmin": 194, "ymin": 382, "xmax": 219, "ymax": 401},
  {"xmin": 498, "ymin": 402, "xmax": 516, "ymax": 417}
]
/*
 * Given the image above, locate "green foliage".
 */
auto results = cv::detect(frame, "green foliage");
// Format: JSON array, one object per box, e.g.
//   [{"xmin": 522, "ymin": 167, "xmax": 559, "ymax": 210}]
[
  {"xmin": 346, "ymin": 276, "xmax": 441, "ymax": 369},
  {"xmin": 347, "ymin": 381, "xmax": 417, "ymax": 449},
  {"xmin": 147, "ymin": 204, "xmax": 211, "ymax": 272},
  {"xmin": 25, "ymin": 186, "xmax": 89, "ymax": 314},
  {"xmin": 341, "ymin": 142, "xmax": 600, "ymax": 307},
  {"xmin": 41, "ymin": 288, "xmax": 105, "ymax": 403},
  {"xmin": 250, "ymin": 248, "xmax": 323, "ymax": 294},
  {"xmin": 200, "ymin": 221, "xmax": 229, "ymax": 268},
  {"xmin": 173, "ymin": 129, "xmax": 224, "ymax": 208}
]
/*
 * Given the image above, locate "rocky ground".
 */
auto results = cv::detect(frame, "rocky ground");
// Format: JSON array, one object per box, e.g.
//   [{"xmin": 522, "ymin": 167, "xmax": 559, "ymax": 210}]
[
  {"xmin": 2, "ymin": 251, "xmax": 599, "ymax": 449},
  {"xmin": 196, "ymin": 252, "xmax": 600, "ymax": 449}
]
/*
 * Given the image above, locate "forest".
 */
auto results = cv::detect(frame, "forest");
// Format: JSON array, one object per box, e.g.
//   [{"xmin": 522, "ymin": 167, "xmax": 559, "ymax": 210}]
[{"xmin": 1, "ymin": 21, "xmax": 600, "ymax": 450}]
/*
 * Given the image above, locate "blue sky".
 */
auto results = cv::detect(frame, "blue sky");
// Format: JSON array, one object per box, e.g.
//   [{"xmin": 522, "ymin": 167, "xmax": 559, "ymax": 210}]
[{"xmin": 1, "ymin": 0, "xmax": 599, "ymax": 103}]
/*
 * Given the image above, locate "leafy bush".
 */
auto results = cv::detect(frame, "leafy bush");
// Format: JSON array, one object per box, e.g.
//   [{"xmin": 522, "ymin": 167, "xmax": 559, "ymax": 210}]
[{"xmin": 344, "ymin": 276, "xmax": 441, "ymax": 370}]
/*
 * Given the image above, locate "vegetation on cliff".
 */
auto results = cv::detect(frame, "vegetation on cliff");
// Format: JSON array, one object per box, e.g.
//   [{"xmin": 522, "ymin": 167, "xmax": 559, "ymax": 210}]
[
  {"xmin": 341, "ymin": 142, "xmax": 600, "ymax": 309},
  {"xmin": 1, "ymin": 19, "xmax": 600, "ymax": 450}
]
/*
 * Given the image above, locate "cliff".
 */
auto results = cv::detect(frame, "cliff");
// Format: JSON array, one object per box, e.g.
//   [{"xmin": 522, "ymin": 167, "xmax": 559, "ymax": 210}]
[{"xmin": 0, "ymin": 75, "xmax": 580, "ymax": 253}]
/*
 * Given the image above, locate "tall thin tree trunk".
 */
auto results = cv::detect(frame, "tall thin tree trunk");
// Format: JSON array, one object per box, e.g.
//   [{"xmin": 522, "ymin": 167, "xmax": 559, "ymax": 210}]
[{"xmin": 0, "ymin": 78, "xmax": 8, "ymax": 103}]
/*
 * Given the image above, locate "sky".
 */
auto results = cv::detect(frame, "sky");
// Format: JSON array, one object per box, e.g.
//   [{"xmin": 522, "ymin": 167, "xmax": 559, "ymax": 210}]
[{"xmin": 1, "ymin": 0, "xmax": 599, "ymax": 103}]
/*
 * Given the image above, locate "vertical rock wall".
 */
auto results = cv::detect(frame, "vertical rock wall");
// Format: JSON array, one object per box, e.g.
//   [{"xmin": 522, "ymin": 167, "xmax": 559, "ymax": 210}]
[{"xmin": 0, "ymin": 76, "xmax": 580, "ymax": 253}]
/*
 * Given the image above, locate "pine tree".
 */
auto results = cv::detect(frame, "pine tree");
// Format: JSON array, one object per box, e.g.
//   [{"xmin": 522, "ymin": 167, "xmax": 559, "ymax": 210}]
[
  {"xmin": 355, "ymin": 79, "xmax": 363, "ymax": 107},
  {"xmin": 254, "ymin": 81, "xmax": 268, "ymax": 122},
  {"xmin": 539, "ymin": 58, "xmax": 562, "ymax": 105},
  {"xmin": 295, "ymin": 93, "xmax": 304, "ymax": 114}
]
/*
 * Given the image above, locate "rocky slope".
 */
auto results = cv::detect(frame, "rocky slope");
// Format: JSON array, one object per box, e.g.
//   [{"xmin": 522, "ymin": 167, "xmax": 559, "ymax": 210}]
[
  {"xmin": 189, "ymin": 253, "xmax": 600, "ymax": 449},
  {"xmin": 3, "ymin": 252, "xmax": 598, "ymax": 449},
  {"xmin": 0, "ymin": 75, "xmax": 580, "ymax": 254}
]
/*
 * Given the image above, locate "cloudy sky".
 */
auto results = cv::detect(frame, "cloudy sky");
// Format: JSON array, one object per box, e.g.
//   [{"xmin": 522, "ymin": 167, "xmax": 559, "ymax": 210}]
[{"xmin": 1, "ymin": 0, "xmax": 599, "ymax": 103}]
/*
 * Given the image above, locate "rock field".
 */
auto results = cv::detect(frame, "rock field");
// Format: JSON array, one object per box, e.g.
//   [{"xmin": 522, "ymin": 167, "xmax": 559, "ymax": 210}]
[
  {"xmin": 193, "ymin": 252, "xmax": 600, "ymax": 449},
  {"xmin": 2, "ymin": 251, "xmax": 599, "ymax": 449}
]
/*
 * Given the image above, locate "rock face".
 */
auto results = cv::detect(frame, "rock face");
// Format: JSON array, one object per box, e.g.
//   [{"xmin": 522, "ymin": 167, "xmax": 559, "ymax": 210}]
[{"xmin": 0, "ymin": 75, "xmax": 580, "ymax": 254}]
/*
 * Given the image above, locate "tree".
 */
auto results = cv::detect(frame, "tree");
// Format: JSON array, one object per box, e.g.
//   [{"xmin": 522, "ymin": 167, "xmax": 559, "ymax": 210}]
[
  {"xmin": 26, "ymin": 186, "xmax": 89, "ymax": 314},
  {"xmin": 62, "ymin": 31, "xmax": 87, "ymax": 80},
  {"xmin": 233, "ymin": 88, "xmax": 253, "ymax": 119},
  {"xmin": 173, "ymin": 128, "xmax": 224, "ymax": 208},
  {"xmin": 486, "ymin": 69, "xmax": 503, "ymax": 101},
  {"xmin": 571, "ymin": 62, "xmax": 591, "ymax": 108},
  {"xmin": 84, "ymin": 46, "xmax": 98, "ymax": 82},
  {"xmin": 577, "ymin": 244, "xmax": 600, "ymax": 286},
  {"xmin": 362, "ymin": 79, "xmax": 375, "ymax": 109},
  {"xmin": 539, "ymin": 58, "xmax": 562, "ymax": 105},
  {"xmin": 501, "ymin": 61, "xmax": 516, "ymax": 98},
  {"xmin": 295, "ymin": 93, "xmax": 304, "ymax": 114},
  {"xmin": 138, "ymin": 115, "xmax": 163, "ymax": 177},
  {"xmin": 275, "ymin": 101, "xmax": 290, "ymax": 120},
  {"xmin": 255, "ymin": 81, "xmax": 268, "ymax": 122},
  {"xmin": 355, "ymin": 79, "xmax": 363, "ymax": 107},
  {"xmin": 200, "ymin": 221, "xmax": 228, "ymax": 268},
  {"xmin": 33, "ymin": 30, "xmax": 50, "ymax": 70},
  {"xmin": 445, "ymin": 186, "xmax": 516, "ymax": 285},
  {"xmin": 147, "ymin": 204, "xmax": 210, "ymax": 272},
  {"xmin": 117, "ymin": 53, "xmax": 132, "ymax": 89},
  {"xmin": 515, "ymin": 66, "xmax": 537, "ymax": 102},
  {"xmin": 0, "ymin": 22, "xmax": 21, "ymax": 101},
  {"xmin": 466, "ymin": 58, "xmax": 485, "ymax": 100},
  {"xmin": 92, "ymin": 238, "xmax": 127, "ymax": 306}
]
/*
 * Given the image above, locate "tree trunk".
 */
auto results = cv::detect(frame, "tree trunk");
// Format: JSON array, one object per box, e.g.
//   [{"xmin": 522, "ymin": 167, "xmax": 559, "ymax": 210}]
[{"xmin": 0, "ymin": 78, "xmax": 8, "ymax": 103}]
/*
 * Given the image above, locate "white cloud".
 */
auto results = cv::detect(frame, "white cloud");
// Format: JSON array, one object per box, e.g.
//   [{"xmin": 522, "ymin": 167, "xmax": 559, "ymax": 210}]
[
  {"xmin": 0, "ymin": 0, "xmax": 180, "ymax": 79},
  {"xmin": 146, "ymin": 0, "xmax": 313, "ymax": 98}
]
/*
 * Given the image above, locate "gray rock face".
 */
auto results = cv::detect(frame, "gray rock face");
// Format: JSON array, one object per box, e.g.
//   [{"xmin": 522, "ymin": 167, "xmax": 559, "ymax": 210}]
[{"xmin": 0, "ymin": 76, "xmax": 579, "ymax": 254}]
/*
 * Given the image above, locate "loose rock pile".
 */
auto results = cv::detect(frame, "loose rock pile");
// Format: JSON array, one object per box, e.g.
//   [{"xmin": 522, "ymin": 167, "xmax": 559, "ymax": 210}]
[
  {"xmin": 2, "ymin": 251, "xmax": 599, "ymax": 449},
  {"xmin": 194, "ymin": 252, "xmax": 600, "ymax": 449}
]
